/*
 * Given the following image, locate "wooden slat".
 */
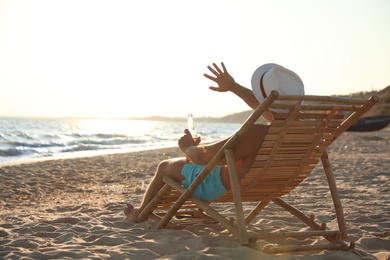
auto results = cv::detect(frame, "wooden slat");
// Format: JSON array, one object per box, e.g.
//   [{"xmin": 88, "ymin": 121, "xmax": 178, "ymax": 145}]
[
  {"xmin": 270, "ymin": 103, "xmax": 365, "ymax": 112},
  {"xmin": 258, "ymin": 147, "xmax": 316, "ymax": 154},
  {"xmin": 265, "ymin": 133, "xmax": 316, "ymax": 141},
  {"xmin": 298, "ymin": 113, "xmax": 346, "ymax": 120},
  {"xmin": 268, "ymin": 127, "xmax": 339, "ymax": 134},
  {"xmin": 251, "ymin": 158, "xmax": 319, "ymax": 168},
  {"xmin": 276, "ymin": 94, "xmax": 371, "ymax": 104}
]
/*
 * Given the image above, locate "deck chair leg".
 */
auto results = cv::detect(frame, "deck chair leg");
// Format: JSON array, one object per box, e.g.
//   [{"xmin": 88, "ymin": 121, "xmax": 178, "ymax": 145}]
[
  {"xmin": 148, "ymin": 213, "xmax": 182, "ymax": 229},
  {"xmin": 245, "ymin": 201, "xmax": 270, "ymax": 224},
  {"xmin": 138, "ymin": 183, "xmax": 171, "ymax": 220},
  {"xmin": 273, "ymin": 198, "xmax": 345, "ymax": 245},
  {"xmin": 225, "ymin": 149, "xmax": 249, "ymax": 245},
  {"xmin": 321, "ymin": 151, "xmax": 348, "ymax": 239}
]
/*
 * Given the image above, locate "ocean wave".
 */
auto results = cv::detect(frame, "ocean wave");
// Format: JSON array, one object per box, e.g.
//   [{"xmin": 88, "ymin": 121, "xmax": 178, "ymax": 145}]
[
  {"xmin": 6, "ymin": 141, "xmax": 66, "ymax": 148},
  {"xmin": 61, "ymin": 145, "xmax": 102, "ymax": 153},
  {"xmin": 95, "ymin": 133, "xmax": 129, "ymax": 138},
  {"xmin": 71, "ymin": 137, "xmax": 149, "ymax": 147},
  {"xmin": 0, "ymin": 148, "xmax": 31, "ymax": 157},
  {"xmin": 1, "ymin": 135, "xmax": 154, "ymax": 157},
  {"xmin": 15, "ymin": 132, "xmax": 35, "ymax": 139}
]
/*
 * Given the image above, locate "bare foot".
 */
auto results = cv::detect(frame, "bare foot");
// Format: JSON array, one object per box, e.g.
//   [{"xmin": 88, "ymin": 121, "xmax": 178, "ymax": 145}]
[{"xmin": 123, "ymin": 203, "xmax": 139, "ymax": 221}]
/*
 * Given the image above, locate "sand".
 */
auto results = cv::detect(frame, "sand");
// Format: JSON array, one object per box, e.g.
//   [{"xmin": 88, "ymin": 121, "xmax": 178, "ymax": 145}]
[{"xmin": 0, "ymin": 129, "xmax": 389, "ymax": 259}]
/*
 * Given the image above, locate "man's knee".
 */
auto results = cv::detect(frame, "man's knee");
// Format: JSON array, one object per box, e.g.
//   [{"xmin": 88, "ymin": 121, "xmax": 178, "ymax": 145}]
[
  {"xmin": 156, "ymin": 159, "xmax": 170, "ymax": 176},
  {"xmin": 156, "ymin": 158, "xmax": 185, "ymax": 181}
]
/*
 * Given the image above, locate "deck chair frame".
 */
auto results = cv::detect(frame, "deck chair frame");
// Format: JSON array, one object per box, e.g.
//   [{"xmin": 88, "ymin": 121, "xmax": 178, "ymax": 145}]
[{"xmin": 138, "ymin": 91, "xmax": 378, "ymax": 253}]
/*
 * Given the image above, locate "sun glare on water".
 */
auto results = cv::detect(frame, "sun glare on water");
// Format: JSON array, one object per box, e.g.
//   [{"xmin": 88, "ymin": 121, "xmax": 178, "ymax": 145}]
[{"xmin": 74, "ymin": 119, "xmax": 157, "ymax": 136}]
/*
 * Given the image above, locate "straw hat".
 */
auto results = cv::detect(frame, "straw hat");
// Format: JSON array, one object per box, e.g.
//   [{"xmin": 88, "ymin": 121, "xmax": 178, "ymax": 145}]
[{"xmin": 251, "ymin": 63, "xmax": 305, "ymax": 105}]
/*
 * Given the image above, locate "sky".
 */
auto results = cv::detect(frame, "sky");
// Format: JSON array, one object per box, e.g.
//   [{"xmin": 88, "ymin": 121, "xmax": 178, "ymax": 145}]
[{"xmin": 1, "ymin": 0, "xmax": 390, "ymax": 119}]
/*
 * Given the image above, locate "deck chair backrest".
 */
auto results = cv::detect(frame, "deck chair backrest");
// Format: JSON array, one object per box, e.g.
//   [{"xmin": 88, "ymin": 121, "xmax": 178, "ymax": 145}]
[{"xmin": 216, "ymin": 94, "xmax": 377, "ymax": 202}]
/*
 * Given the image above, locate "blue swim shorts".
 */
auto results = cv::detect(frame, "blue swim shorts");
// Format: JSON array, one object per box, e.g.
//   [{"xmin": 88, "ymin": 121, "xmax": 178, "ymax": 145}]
[{"xmin": 181, "ymin": 163, "xmax": 227, "ymax": 202}]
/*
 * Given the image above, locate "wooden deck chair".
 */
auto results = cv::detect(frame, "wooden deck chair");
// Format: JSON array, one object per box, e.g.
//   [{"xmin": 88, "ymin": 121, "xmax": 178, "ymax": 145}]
[{"xmin": 138, "ymin": 91, "xmax": 378, "ymax": 253}]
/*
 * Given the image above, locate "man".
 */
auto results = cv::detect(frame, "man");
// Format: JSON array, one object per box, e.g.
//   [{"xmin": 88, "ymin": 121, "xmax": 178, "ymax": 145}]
[{"xmin": 124, "ymin": 62, "xmax": 304, "ymax": 221}]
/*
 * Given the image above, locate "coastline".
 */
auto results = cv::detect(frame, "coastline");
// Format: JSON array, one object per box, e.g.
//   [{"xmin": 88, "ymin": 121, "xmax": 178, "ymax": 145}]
[
  {"xmin": 0, "ymin": 131, "xmax": 389, "ymax": 259},
  {"xmin": 0, "ymin": 145, "xmax": 179, "ymax": 168}
]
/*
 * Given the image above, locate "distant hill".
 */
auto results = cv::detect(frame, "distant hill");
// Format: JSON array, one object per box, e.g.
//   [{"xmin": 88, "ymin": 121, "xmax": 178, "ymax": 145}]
[
  {"xmin": 133, "ymin": 86, "xmax": 390, "ymax": 123},
  {"xmin": 333, "ymin": 85, "xmax": 390, "ymax": 117}
]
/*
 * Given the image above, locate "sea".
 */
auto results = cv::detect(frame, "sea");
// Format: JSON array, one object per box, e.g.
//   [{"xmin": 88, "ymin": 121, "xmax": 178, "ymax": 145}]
[{"xmin": 0, "ymin": 117, "xmax": 241, "ymax": 166}]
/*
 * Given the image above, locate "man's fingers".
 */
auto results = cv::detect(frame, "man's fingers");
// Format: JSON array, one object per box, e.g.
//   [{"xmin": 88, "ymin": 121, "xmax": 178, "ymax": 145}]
[
  {"xmin": 195, "ymin": 137, "xmax": 201, "ymax": 146},
  {"xmin": 221, "ymin": 62, "xmax": 227, "ymax": 73},
  {"xmin": 213, "ymin": 63, "xmax": 223, "ymax": 74},
  {"xmin": 203, "ymin": 73, "xmax": 216, "ymax": 81},
  {"xmin": 209, "ymin": 86, "xmax": 221, "ymax": 92},
  {"xmin": 207, "ymin": 65, "xmax": 219, "ymax": 76}
]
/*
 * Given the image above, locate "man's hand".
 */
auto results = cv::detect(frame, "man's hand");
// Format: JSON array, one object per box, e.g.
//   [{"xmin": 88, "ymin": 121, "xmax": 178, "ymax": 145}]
[
  {"xmin": 204, "ymin": 62, "xmax": 236, "ymax": 92},
  {"xmin": 178, "ymin": 129, "xmax": 201, "ymax": 152}
]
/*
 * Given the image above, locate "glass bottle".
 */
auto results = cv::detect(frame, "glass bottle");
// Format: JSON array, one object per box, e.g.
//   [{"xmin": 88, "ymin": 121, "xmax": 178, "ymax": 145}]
[{"xmin": 187, "ymin": 114, "xmax": 198, "ymax": 139}]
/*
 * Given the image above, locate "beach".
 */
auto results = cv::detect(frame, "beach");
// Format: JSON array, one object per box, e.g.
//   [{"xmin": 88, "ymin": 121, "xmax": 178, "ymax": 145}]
[{"xmin": 0, "ymin": 129, "xmax": 389, "ymax": 259}]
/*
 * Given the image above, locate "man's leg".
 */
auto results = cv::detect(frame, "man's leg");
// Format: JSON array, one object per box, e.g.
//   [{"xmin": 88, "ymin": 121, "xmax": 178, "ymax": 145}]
[
  {"xmin": 124, "ymin": 157, "xmax": 186, "ymax": 221},
  {"xmin": 183, "ymin": 123, "xmax": 269, "ymax": 165}
]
